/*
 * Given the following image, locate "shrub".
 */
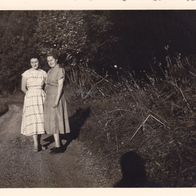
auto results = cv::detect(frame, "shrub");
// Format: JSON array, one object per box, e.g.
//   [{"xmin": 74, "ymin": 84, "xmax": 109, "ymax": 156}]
[{"xmin": 78, "ymin": 52, "xmax": 196, "ymax": 187}]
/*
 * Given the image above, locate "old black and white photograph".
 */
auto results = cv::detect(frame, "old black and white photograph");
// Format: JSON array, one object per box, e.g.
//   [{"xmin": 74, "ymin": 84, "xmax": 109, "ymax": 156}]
[{"xmin": 0, "ymin": 1, "xmax": 195, "ymax": 190}]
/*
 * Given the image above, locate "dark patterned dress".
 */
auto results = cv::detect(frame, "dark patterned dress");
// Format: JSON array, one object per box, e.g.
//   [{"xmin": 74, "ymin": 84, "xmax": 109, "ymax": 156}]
[{"xmin": 44, "ymin": 65, "xmax": 70, "ymax": 134}]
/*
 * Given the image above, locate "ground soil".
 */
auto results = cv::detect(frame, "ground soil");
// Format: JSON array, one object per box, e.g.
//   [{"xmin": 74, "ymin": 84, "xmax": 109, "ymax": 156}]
[{"xmin": 0, "ymin": 94, "xmax": 110, "ymax": 188}]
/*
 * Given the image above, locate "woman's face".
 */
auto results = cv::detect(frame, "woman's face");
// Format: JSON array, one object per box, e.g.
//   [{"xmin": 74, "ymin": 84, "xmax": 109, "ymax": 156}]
[
  {"xmin": 47, "ymin": 56, "xmax": 58, "ymax": 68},
  {"xmin": 30, "ymin": 58, "xmax": 39, "ymax": 69}
]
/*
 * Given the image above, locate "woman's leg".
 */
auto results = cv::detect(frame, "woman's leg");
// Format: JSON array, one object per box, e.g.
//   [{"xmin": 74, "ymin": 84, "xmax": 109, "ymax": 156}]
[
  {"xmin": 33, "ymin": 135, "xmax": 39, "ymax": 151},
  {"xmin": 38, "ymin": 134, "xmax": 47, "ymax": 150},
  {"xmin": 33, "ymin": 134, "xmax": 47, "ymax": 151},
  {"xmin": 53, "ymin": 133, "xmax": 61, "ymax": 148},
  {"xmin": 50, "ymin": 133, "xmax": 64, "ymax": 153}
]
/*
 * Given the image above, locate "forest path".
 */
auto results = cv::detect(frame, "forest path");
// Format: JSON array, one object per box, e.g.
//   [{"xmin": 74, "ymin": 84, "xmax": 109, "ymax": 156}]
[{"xmin": 0, "ymin": 96, "xmax": 108, "ymax": 188}]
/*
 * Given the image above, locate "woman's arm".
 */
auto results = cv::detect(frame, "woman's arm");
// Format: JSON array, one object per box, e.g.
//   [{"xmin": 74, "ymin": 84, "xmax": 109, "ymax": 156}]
[
  {"xmin": 21, "ymin": 77, "xmax": 27, "ymax": 93},
  {"xmin": 53, "ymin": 78, "xmax": 64, "ymax": 107},
  {"xmin": 43, "ymin": 71, "xmax": 47, "ymax": 91}
]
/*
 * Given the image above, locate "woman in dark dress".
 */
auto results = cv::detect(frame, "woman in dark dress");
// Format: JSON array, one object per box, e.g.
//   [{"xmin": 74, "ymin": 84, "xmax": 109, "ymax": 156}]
[{"xmin": 44, "ymin": 53, "xmax": 70, "ymax": 153}]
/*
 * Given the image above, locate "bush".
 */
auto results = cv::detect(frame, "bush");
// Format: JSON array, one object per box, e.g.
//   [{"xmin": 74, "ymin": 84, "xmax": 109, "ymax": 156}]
[{"xmin": 77, "ymin": 53, "xmax": 196, "ymax": 187}]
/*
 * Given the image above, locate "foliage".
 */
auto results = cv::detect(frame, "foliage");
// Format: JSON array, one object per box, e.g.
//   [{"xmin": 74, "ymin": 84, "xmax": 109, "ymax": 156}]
[
  {"xmin": 78, "ymin": 52, "xmax": 196, "ymax": 187},
  {"xmin": 0, "ymin": 11, "xmax": 38, "ymax": 93},
  {"xmin": 1, "ymin": 11, "xmax": 196, "ymax": 94},
  {"xmin": 34, "ymin": 11, "xmax": 87, "ymax": 56},
  {"xmin": 34, "ymin": 11, "xmax": 118, "ymax": 97}
]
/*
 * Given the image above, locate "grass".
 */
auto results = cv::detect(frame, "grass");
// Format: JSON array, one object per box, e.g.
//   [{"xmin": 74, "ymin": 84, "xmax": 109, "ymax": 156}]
[
  {"xmin": 0, "ymin": 51, "xmax": 195, "ymax": 187},
  {"xmin": 70, "ymin": 53, "xmax": 196, "ymax": 187}
]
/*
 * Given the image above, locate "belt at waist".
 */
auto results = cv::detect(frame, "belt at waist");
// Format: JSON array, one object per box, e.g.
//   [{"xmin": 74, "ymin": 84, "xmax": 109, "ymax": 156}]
[
  {"xmin": 27, "ymin": 87, "xmax": 43, "ymax": 91},
  {"xmin": 27, "ymin": 87, "xmax": 43, "ymax": 90},
  {"xmin": 46, "ymin": 83, "xmax": 58, "ymax": 87}
]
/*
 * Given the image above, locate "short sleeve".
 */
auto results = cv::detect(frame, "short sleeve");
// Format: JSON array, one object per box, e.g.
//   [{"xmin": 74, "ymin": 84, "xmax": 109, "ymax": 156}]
[
  {"xmin": 57, "ymin": 68, "xmax": 65, "ymax": 80},
  {"xmin": 41, "ymin": 70, "xmax": 47, "ymax": 79},
  {"xmin": 44, "ymin": 71, "xmax": 47, "ymax": 79},
  {"xmin": 21, "ymin": 70, "xmax": 29, "ymax": 78}
]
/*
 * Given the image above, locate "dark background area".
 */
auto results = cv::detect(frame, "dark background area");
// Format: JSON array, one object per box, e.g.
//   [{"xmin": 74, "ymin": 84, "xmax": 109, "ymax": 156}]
[{"xmin": 0, "ymin": 10, "xmax": 196, "ymax": 90}]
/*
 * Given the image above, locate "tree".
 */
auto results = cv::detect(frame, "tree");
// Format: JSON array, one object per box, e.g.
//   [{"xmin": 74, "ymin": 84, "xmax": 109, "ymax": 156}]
[
  {"xmin": 0, "ymin": 11, "xmax": 38, "ymax": 93},
  {"xmin": 34, "ymin": 11, "xmax": 118, "ymax": 74}
]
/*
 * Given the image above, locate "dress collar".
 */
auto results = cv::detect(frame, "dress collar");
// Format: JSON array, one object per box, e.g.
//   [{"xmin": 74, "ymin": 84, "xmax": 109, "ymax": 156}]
[{"xmin": 51, "ymin": 64, "xmax": 59, "ymax": 69}]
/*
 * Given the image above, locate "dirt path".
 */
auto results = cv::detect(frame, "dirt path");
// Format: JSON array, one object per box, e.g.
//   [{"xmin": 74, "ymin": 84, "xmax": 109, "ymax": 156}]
[{"xmin": 0, "ymin": 102, "xmax": 109, "ymax": 187}]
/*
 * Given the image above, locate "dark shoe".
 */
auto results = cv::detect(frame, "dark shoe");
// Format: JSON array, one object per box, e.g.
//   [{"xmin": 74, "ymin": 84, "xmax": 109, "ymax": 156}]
[{"xmin": 50, "ymin": 146, "xmax": 64, "ymax": 154}]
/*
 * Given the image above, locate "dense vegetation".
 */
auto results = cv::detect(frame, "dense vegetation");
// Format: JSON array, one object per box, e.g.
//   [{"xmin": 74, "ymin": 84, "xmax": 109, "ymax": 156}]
[
  {"xmin": 78, "ymin": 54, "xmax": 196, "ymax": 186},
  {"xmin": 0, "ymin": 11, "xmax": 196, "ymax": 187},
  {"xmin": 1, "ymin": 11, "xmax": 196, "ymax": 94}
]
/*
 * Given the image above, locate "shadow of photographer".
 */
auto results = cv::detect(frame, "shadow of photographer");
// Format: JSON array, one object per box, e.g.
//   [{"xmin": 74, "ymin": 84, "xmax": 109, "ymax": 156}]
[{"xmin": 114, "ymin": 151, "xmax": 160, "ymax": 187}]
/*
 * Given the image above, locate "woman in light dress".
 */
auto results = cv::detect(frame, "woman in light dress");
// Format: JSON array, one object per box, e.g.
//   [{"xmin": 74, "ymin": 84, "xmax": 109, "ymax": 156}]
[
  {"xmin": 44, "ymin": 53, "xmax": 70, "ymax": 153},
  {"xmin": 21, "ymin": 57, "xmax": 47, "ymax": 152}
]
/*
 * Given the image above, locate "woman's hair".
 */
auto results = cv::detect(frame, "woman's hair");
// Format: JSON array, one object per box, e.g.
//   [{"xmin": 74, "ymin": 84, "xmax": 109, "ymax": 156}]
[
  {"xmin": 30, "ymin": 57, "xmax": 39, "ymax": 61},
  {"xmin": 30, "ymin": 54, "xmax": 40, "ymax": 61},
  {"xmin": 30, "ymin": 57, "xmax": 39, "ymax": 66},
  {"xmin": 47, "ymin": 50, "xmax": 59, "ymax": 60}
]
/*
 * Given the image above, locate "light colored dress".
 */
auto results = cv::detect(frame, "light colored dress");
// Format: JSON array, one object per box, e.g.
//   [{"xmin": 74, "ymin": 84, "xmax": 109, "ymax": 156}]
[
  {"xmin": 44, "ymin": 65, "xmax": 70, "ymax": 134},
  {"xmin": 21, "ymin": 68, "xmax": 47, "ymax": 136}
]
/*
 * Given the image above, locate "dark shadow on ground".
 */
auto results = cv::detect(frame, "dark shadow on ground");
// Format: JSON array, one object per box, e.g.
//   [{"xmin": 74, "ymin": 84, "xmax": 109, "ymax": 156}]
[
  {"xmin": 0, "ymin": 102, "xmax": 9, "ymax": 117},
  {"xmin": 43, "ymin": 107, "xmax": 91, "ymax": 152},
  {"xmin": 114, "ymin": 151, "xmax": 160, "ymax": 187}
]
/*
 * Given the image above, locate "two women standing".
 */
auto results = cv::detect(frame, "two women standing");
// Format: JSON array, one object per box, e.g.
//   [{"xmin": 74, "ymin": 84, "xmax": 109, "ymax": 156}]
[{"xmin": 21, "ymin": 54, "xmax": 70, "ymax": 153}]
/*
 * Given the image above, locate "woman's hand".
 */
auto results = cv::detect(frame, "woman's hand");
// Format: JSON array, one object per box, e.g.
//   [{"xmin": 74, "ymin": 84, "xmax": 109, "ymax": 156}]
[
  {"xmin": 53, "ymin": 101, "xmax": 58, "ymax": 108},
  {"xmin": 53, "ymin": 77, "xmax": 64, "ymax": 108},
  {"xmin": 21, "ymin": 77, "xmax": 27, "ymax": 94}
]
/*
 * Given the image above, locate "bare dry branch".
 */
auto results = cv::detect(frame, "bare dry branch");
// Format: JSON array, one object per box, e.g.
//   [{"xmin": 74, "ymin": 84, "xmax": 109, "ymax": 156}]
[
  {"xmin": 83, "ymin": 75, "xmax": 108, "ymax": 99},
  {"xmin": 130, "ymin": 114, "xmax": 169, "ymax": 142},
  {"xmin": 182, "ymin": 166, "xmax": 196, "ymax": 174},
  {"xmin": 107, "ymin": 108, "xmax": 132, "ymax": 113},
  {"xmin": 168, "ymin": 81, "xmax": 192, "ymax": 112},
  {"xmin": 130, "ymin": 114, "xmax": 151, "ymax": 142},
  {"xmin": 189, "ymin": 71, "xmax": 196, "ymax": 77}
]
